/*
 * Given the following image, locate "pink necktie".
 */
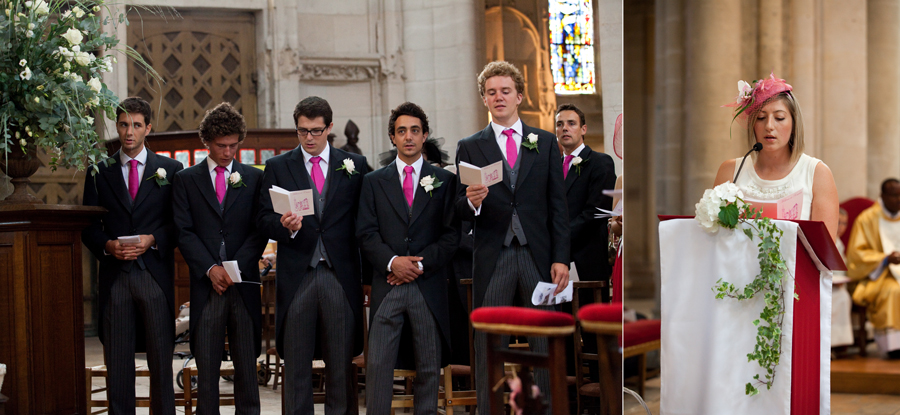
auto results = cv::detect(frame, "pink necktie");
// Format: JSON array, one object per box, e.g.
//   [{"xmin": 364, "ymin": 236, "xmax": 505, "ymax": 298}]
[
  {"xmin": 310, "ymin": 156, "xmax": 324, "ymax": 194},
  {"xmin": 563, "ymin": 154, "xmax": 574, "ymax": 179},
  {"xmin": 503, "ymin": 129, "xmax": 517, "ymax": 169},
  {"xmin": 128, "ymin": 159, "xmax": 139, "ymax": 200},
  {"xmin": 214, "ymin": 166, "xmax": 227, "ymax": 204},
  {"xmin": 403, "ymin": 165, "xmax": 414, "ymax": 207}
]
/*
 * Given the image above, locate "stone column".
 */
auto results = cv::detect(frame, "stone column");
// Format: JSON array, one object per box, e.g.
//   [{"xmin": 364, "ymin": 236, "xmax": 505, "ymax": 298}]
[
  {"xmin": 682, "ymin": 0, "xmax": 745, "ymax": 210},
  {"xmin": 599, "ymin": 0, "xmax": 624, "ymax": 175},
  {"xmin": 867, "ymin": 0, "xmax": 900, "ymax": 198}
]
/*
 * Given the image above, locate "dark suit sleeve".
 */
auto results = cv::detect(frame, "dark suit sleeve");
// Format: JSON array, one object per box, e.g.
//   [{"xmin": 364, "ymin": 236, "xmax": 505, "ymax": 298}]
[
  {"xmin": 81, "ymin": 170, "xmax": 110, "ymax": 259},
  {"xmin": 172, "ymin": 171, "xmax": 219, "ymax": 280},
  {"xmin": 418, "ymin": 175, "xmax": 460, "ymax": 278},
  {"xmin": 256, "ymin": 160, "xmax": 293, "ymax": 243},
  {"xmin": 232, "ymin": 170, "xmax": 269, "ymax": 271},
  {"xmin": 570, "ymin": 154, "xmax": 616, "ymax": 243},
  {"xmin": 150, "ymin": 162, "xmax": 183, "ymax": 254},
  {"xmin": 454, "ymin": 142, "xmax": 477, "ymax": 221},
  {"xmin": 547, "ymin": 135, "xmax": 571, "ymax": 265},
  {"xmin": 355, "ymin": 174, "xmax": 398, "ymax": 274}
]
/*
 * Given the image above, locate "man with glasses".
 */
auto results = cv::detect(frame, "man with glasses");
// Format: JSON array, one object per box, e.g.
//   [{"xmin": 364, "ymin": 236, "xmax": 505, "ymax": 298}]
[{"xmin": 257, "ymin": 96, "xmax": 370, "ymax": 414}]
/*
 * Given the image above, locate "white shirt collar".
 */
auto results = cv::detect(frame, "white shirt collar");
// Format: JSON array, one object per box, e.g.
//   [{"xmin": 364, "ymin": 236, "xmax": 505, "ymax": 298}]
[
  {"xmin": 206, "ymin": 156, "xmax": 234, "ymax": 174},
  {"xmin": 490, "ymin": 118, "xmax": 523, "ymax": 139},
  {"xmin": 120, "ymin": 146, "xmax": 148, "ymax": 166},
  {"xmin": 564, "ymin": 143, "xmax": 585, "ymax": 157},
  {"xmin": 301, "ymin": 144, "xmax": 330, "ymax": 165},
  {"xmin": 396, "ymin": 155, "xmax": 424, "ymax": 178}
]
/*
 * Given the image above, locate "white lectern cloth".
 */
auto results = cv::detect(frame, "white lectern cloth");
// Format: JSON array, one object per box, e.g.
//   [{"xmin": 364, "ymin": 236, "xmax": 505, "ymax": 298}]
[{"xmin": 659, "ymin": 219, "xmax": 831, "ymax": 415}]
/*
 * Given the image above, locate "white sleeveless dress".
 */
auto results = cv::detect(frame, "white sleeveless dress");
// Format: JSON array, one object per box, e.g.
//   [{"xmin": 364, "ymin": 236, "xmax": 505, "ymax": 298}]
[{"xmin": 732, "ymin": 152, "xmax": 820, "ymax": 220}]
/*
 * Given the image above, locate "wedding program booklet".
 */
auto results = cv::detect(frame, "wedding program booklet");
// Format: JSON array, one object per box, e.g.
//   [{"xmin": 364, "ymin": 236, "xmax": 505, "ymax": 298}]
[
  {"xmin": 222, "ymin": 260, "xmax": 242, "ymax": 283},
  {"xmin": 531, "ymin": 281, "xmax": 574, "ymax": 306},
  {"xmin": 458, "ymin": 160, "xmax": 504, "ymax": 187},
  {"xmin": 117, "ymin": 235, "xmax": 141, "ymax": 245},
  {"xmin": 743, "ymin": 189, "xmax": 804, "ymax": 220},
  {"xmin": 268, "ymin": 186, "xmax": 315, "ymax": 216}
]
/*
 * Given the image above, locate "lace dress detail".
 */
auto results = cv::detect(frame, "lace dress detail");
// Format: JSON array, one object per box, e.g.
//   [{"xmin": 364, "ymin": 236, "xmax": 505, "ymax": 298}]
[{"xmin": 732, "ymin": 153, "xmax": 820, "ymax": 220}]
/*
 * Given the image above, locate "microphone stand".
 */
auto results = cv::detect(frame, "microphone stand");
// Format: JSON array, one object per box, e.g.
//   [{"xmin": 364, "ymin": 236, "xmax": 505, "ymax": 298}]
[{"xmin": 733, "ymin": 143, "xmax": 763, "ymax": 183}]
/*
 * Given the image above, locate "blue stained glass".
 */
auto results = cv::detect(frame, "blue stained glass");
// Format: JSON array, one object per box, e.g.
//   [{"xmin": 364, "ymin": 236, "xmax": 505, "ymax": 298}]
[{"xmin": 549, "ymin": 0, "xmax": 595, "ymax": 94}]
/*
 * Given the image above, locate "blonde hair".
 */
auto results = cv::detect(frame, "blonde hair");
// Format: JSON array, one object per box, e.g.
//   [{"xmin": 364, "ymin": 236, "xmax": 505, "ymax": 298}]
[
  {"xmin": 746, "ymin": 92, "xmax": 805, "ymax": 166},
  {"xmin": 477, "ymin": 61, "xmax": 525, "ymax": 96}
]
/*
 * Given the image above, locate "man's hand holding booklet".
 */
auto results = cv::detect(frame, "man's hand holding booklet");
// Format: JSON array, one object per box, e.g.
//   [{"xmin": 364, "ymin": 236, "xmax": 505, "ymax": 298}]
[{"xmin": 269, "ymin": 185, "xmax": 315, "ymax": 216}]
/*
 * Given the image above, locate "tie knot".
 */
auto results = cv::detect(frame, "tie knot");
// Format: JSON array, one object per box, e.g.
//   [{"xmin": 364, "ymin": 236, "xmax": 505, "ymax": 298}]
[
  {"xmin": 404, "ymin": 165, "xmax": 414, "ymax": 174},
  {"xmin": 215, "ymin": 165, "xmax": 226, "ymax": 174},
  {"xmin": 129, "ymin": 159, "xmax": 139, "ymax": 168},
  {"xmin": 310, "ymin": 156, "xmax": 322, "ymax": 165},
  {"xmin": 502, "ymin": 129, "xmax": 515, "ymax": 140},
  {"xmin": 564, "ymin": 154, "xmax": 574, "ymax": 163}
]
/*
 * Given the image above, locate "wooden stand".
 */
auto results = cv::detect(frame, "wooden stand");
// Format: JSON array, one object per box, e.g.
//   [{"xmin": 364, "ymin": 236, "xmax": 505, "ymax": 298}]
[{"xmin": 0, "ymin": 204, "xmax": 105, "ymax": 415}]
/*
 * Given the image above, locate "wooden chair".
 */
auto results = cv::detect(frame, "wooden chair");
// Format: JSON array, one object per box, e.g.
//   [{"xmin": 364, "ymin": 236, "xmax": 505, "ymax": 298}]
[
  {"xmin": 840, "ymin": 197, "xmax": 876, "ymax": 356},
  {"xmin": 570, "ymin": 281, "xmax": 612, "ymax": 414},
  {"xmin": 471, "ymin": 306, "xmax": 575, "ymax": 415},
  {"xmin": 622, "ymin": 319, "xmax": 661, "ymax": 397},
  {"xmin": 577, "ymin": 303, "xmax": 623, "ymax": 415}
]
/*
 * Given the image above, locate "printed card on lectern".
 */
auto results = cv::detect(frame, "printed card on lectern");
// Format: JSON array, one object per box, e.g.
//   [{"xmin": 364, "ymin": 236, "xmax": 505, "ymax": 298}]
[
  {"xmin": 744, "ymin": 189, "xmax": 804, "ymax": 220},
  {"xmin": 269, "ymin": 186, "xmax": 315, "ymax": 216}
]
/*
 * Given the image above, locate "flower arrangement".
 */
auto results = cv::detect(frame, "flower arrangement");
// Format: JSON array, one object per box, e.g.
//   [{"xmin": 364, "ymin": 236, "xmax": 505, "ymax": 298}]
[
  {"xmin": 695, "ymin": 182, "xmax": 793, "ymax": 396},
  {"xmin": 0, "ymin": 0, "xmax": 157, "ymax": 173}
]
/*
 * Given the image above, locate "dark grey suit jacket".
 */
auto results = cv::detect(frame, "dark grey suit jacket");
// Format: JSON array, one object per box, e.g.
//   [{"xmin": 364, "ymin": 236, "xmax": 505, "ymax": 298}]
[
  {"xmin": 565, "ymin": 144, "xmax": 616, "ymax": 284},
  {"xmin": 356, "ymin": 161, "xmax": 459, "ymax": 366},
  {"xmin": 82, "ymin": 150, "xmax": 184, "ymax": 350},
  {"xmin": 455, "ymin": 123, "xmax": 570, "ymax": 308},
  {"xmin": 256, "ymin": 145, "xmax": 369, "ymax": 356},
  {"xmin": 172, "ymin": 160, "xmax": 268, "ymax": 356}
]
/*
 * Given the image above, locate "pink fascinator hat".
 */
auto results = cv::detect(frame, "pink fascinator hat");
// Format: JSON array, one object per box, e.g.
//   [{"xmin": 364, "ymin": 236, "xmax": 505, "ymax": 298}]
[
  {"xmin": 723, "ymin": 72, "xmax": 793, "ymax": 124},
  {"xmin": 613, "ymin": 113, "xmax": 623, "ymax": 160}
]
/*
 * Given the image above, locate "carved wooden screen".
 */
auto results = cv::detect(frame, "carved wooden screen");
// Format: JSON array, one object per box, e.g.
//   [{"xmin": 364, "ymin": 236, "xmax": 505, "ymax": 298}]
[{"xmin": 127, "ymin": 11, "xmax": 257, "ymax": 131}]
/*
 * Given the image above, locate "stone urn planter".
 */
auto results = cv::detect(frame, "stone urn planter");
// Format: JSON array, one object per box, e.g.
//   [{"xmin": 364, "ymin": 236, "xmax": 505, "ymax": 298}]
[{"xmin": 0, "ymin": 143, "xmax": 42, "ymax": 204}]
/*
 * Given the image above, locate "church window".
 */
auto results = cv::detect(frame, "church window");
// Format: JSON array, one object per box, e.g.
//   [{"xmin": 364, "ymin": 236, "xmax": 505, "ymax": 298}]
[{"xmin": 549, "ymin": 0, "xmax": 596, "ymax": 94}]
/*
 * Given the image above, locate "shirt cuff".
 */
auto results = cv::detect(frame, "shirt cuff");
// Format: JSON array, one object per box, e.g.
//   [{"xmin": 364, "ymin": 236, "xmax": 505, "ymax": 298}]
[
  {"xmin": 387, "ymin": 255, "xmax": 398, "ymax": 271},
  {"xmin": 206, "ymin": 264, "xmax": 217, "ymax": 277},
  {"xmin": 417, "ymin": 261, "xmax": 423, "ymax": 271},
  {"xmin": 467, "ymin": 198, "xmax": 482, "ymax": 216},
  {"xmin": 290, "ymin": 229, "xmax": 299, "ymax": 239}
]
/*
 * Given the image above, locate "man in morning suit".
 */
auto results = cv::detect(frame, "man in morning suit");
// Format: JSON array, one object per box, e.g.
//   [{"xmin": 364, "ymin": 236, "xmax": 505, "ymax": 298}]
[
  {"xmin": 172, "ymin": 102, "xmax": 268, "ymax": 414},
  {"xmin": 556, "ymin": 104, "xmax": 616, "ymax": 296},
  {"xmin": 455, "ymin": 61, "xmax": 570, "ymax": 413},
  {"xmin": 257, "ymin": 96, "xmax": 369, "ymax": 415},
  {"xmin": 556, "ymin": 103, "xmax": 617, "ymax": 379},
  {"xmin": 82, "ymin": 97, "xmax": 183, "ymax": 415},
  {"xmin": 357, "ymin": 102, "xmax": 459, "ymax": 414}
]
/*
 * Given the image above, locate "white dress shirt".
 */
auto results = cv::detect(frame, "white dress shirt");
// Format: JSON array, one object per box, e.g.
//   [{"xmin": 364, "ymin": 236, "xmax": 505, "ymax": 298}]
[
  {"xmin": 467, "ymin": 118, "xmax": 524, "ymax": 216},
  {"xmin": 387, "ymin": 155, "xmax": 425, "ymax": 272},
  {"xmin": 206, "ymin": 156, "xmax": 234, "ymax": 189},
  {"xmin": 289, "ymin": 145, "xmax": 331, "ymax": 239},
  {"xmin": 564, "ymin": 142, "xmax": 585, "ymax": 158},
  {"xmin": 120, "ymin": 146, "xmax": 148, "ymax": 191}
]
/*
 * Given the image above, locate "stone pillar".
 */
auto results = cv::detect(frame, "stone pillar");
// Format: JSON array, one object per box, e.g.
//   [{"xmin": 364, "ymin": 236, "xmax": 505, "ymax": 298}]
[
  {"xmin": 819, "ymin": 2, "xmax": 867, "ymax": 202},
  {"xmin": 867, "ymin": 0, "xmax": 900, "ymax": 198},
  {"xmin": 682, "ymin": 0, "xmax": 745, "ymax": 210},
  {"xmin": 757, "ymin": 0, "xmax": 786, "ymax": 76},
  {"xmin": 599, "ymin": 0, "xmax": 624, "ymax": 175}
]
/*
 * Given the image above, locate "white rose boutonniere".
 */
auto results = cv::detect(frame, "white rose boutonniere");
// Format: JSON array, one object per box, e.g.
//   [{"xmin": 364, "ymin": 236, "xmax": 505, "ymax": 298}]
[
  {"xmin": 419, "ymin": 174, "xmax": 442, "ymax": 196},
  {"xmin": 571, "ymin": 155, "xmax": 589, "ymax": 176},
  {"xmin": 229, "ymin": 172, "xmax": 246, "ymax": 188},
  {"xmin": 336, "ymin": 158, "xmax": 358, "ymax": 176},
  {"xmin": 523, "ymin": 132, "xmax": 539, "ymax": 153},
  {"xmin": 146, "ymin": 167, "xmax": 170, "ymax": 187}
]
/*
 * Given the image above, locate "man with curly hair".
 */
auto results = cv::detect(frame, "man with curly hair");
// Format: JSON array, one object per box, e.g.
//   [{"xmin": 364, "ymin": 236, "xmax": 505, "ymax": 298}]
[
  {"xmin": 172, "ymin": 102, "xmax": 268, "ymax": 413},
  {"xmin": 455, "ymin": 61, "xmax": 570, "ymax": 413}
]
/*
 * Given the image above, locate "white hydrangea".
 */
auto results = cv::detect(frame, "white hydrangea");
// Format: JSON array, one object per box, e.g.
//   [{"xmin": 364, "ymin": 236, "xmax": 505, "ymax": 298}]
[{"xmin": 694, "ymin": 183, "xmax": 744, "ymax": 234}]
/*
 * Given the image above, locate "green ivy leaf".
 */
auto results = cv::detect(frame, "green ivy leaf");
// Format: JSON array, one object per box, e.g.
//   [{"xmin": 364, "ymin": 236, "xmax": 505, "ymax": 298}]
[{"xmin": 718, "ymin": 203, "xmax": 740, "ymax": 228}]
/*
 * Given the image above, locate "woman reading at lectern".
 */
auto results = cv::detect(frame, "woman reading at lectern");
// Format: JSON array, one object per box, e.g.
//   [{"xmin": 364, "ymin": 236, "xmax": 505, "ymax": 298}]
[{"xmin": 713, "ymin": 73, "xmax": 839, "ymax": 240}]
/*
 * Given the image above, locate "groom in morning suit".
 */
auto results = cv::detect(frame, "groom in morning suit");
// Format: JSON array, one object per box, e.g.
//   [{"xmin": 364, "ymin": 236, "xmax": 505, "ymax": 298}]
[
  {"xmin": 455, "ymin": 61, "xmax": 570, "ymax": 413},
  {"xmin": 172, "ymin": 102, "xmax": 268, "ymax": 413},
  {"xmin": 357, "ymin": 102, "xmax": 459, "ymax": 414},
  {"xmin": 82, "ymin": 97, "xmax": 183, "ymax": 415},
  {"xmin": 257, "ymin": 96, "xmax": 369, "ymax": 415}
]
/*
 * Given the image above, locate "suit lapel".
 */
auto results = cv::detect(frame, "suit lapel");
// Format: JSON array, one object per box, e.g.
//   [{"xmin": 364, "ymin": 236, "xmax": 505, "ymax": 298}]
[
  {"xmin": 472, "ymin": 125, "xmax": 510, "ymax": 190},
  {"xmin": 192, "ymin": 162, "xmax": 223, "ymax": 217},
  {"xmin": 324, "ymin": 146, "xmax": 345, "ymax": 212},
  {"xmin": 566, "ymin": 145, "xmax": 592, "ymax": 192},
  {"xmin": 516, "ymin": 124, "xmax": 537, "ymax": 188},
  {"xmin": 286, "ymin": 149, "xmax": 320, "ymax": 227},
  {"xmin": 378, "ymin": 162, "xmax": 410, "ymax": 223},
  {"xmin": 101, "ymin": 151, "xmax": 133, "ymax": 211},
  {"xmin": 223, "ymin": 161, "xmax": 242, "ymax": 214},
  {"xmin": 132, "ymin": 151, "xmax": 159, "ymax": 209},
  {"xmin": 409, "ymin": 162, "xmax": 434, "ymax": 225}
]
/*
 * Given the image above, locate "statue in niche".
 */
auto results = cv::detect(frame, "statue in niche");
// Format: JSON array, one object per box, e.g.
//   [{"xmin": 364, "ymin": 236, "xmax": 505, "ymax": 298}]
[{"xmin": 340, "ymin": 120, "xmax": 362, "ymax": 155}]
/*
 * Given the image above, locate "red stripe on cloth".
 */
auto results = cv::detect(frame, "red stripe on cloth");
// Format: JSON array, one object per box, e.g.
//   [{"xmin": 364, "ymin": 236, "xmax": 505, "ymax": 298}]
[{"xmin": 791, "ymin": 238, "xmax": 820, "ymax": 415}]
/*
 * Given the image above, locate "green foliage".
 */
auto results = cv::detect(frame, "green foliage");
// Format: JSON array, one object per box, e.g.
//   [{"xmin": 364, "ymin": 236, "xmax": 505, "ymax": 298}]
[{"xmin": 711, "ymin": 202, "xmax": 792, "ymax": 396}]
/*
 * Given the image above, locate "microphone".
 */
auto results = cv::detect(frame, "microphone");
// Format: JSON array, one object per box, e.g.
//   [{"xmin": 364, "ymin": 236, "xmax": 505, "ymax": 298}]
[{"xmin": 733, "ymin": 143, "xmax": 763, "ymax": 183}]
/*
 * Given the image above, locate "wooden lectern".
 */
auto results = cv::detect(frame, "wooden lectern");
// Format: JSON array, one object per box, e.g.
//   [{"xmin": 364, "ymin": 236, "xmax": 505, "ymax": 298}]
[
  {"xmin": 658, "ymin": 217, "xmax": 844, "ymax": 415},
  {"xmin": 0, "ymin": 204, "xmax": 105, "ymax": 415}
]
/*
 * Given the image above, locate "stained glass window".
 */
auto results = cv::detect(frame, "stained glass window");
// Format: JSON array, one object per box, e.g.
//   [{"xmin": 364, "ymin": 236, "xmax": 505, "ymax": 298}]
[{"xmin": 549, "ymin": 0, "xmax": 595, "ymax": 95}]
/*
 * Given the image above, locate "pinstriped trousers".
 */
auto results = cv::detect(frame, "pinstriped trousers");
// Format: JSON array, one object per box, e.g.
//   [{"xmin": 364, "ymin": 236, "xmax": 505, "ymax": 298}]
[
  {"xmin": 475, "ymin": 244, "xmax": 552, "ymax": 415},
  {"xmin": 283, "ymin": 263, "xmax": 357, "ymax": 415},
  {"xmin": 194, "ymin": 287, "xmax": 259, "ymax": 414},
  {"xmin": 103, "ymin": 267, "xmax": 175, "ymax": 415},
  {"xmin": 366, "ymin": 282, "xmax": 441, "ymax": 415}
]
